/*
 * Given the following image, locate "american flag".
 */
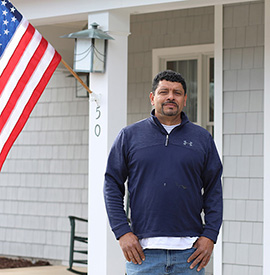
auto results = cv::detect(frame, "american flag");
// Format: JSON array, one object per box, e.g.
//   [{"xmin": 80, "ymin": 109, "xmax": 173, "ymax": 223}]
[{"xmin": 0, "ymin": 0, "xmax": 61, "ymax": 171}]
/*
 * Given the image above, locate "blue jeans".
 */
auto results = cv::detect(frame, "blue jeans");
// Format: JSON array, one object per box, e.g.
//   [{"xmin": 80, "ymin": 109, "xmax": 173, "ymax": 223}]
[{"xmin": 126, "ymin": 248, "xmax": 205, "ymax": 275}]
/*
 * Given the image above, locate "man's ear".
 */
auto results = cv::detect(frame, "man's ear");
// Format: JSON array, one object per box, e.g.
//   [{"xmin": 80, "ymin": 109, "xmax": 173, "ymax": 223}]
[
  {"xmin": 149, "ymin": 92, "xmax": 155, "ymax": 106},
  {"xmin": 184, "ymin": 94, "xmax": 187, "ymax": 107}
]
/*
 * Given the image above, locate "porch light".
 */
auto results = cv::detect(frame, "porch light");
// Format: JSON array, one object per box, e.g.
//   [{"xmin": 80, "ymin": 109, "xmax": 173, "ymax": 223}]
[{"xmin": 61, "ymin": 22, "xmax": 114, "ymax": 73}]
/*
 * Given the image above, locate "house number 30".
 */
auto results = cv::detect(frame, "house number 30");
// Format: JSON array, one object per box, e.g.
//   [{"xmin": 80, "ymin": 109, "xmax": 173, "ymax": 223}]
[{"xmin": 95, "ymin": 106, "xmax": 101, "ymax": 137}]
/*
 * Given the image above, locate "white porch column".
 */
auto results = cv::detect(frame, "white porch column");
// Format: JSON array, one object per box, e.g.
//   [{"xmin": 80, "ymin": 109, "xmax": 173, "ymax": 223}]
[
  {"xmin": 88, "ymin": 11, "xmax": 130, "ymax": 275},
  {"xmin": 214, "ymin": 5, "xmax": 223, "ymax": 275}
]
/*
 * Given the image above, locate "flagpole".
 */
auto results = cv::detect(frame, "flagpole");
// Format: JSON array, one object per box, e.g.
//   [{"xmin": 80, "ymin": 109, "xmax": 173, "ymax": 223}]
[{"xmin": 61, "ymin": 59, "xmax": 93, "ymax": 95}]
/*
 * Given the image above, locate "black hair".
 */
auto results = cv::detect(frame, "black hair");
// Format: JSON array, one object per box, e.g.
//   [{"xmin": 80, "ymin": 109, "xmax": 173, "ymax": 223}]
[{"xmin": 152, "ymin": 70, "xmax": 187, "ymax": 95}]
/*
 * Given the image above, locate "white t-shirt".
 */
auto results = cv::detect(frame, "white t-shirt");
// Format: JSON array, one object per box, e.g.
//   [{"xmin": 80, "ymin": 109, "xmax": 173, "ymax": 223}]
[{"xmin": 139, "ymin": 123, "xmax": 198, "ymax": 250}]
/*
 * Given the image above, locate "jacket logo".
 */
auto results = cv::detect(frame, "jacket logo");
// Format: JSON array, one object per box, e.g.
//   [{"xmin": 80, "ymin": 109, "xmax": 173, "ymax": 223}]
[{"xmin": 183, "ymin": 140, "xmax": 193, "ymax": 146}]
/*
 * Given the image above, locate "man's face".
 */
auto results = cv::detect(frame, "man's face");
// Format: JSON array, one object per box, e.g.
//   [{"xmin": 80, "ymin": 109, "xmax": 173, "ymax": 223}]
[{"xmin": 150, "ymin": 80, "xmax": 187, "ymax": 123}]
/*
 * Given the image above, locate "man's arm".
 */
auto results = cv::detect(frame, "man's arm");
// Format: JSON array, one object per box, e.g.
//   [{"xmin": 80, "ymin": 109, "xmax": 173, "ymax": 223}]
[
  {"xmin": 201, "ymin": 135, "xmax": 223, "ymax": 243},
  {"xmin": 104, "ymin": 130, "xmax": 145, "ymax": 264},
  {"xmin": 104, "ymin": 130, "xmax": 132, "ymax": 239},
  {"xmin": 187, "ymin": 135, "xmax": 222, "ymax": 270}
]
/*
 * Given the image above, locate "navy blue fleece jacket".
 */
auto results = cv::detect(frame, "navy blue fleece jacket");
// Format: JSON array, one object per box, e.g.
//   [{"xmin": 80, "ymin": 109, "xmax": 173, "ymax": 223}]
[{"xmin": 104, "ymin": 111, "xmax": 223, "ymax": 243}]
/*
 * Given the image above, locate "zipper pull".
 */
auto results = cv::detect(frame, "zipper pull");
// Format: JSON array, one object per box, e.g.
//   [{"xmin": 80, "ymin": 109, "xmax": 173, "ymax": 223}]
[{"xmin": 165, "ymin": 135, "xmax": 169, "ymax": 146}]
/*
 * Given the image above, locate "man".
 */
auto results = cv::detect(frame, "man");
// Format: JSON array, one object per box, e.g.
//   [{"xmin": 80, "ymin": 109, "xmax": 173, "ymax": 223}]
[{"xmin": 104, "ymin": 70, "xmax": 223, "ymax": 274}]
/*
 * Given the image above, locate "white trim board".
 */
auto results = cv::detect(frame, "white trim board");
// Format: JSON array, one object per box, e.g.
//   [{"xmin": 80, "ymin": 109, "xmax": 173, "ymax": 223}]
[
  {"xmin": 213, "ymin": 4, "xmax": 223, "ymax": 275},
  {"xmin": 264, "ymin": 1, "xmax": 270, "ymax": 274}
]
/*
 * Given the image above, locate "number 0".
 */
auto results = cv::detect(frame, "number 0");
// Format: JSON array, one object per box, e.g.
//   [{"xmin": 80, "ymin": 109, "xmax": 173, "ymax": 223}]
[{"xmin": 95, "ymin": 124, "xmax": 101, "ymax": 137}]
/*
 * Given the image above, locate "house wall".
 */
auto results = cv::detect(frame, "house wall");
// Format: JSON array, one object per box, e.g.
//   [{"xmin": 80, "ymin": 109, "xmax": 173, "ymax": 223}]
[
  {"xmin": 222, "ymin": 1, "xmax": 264, "ymax": 274},
  {"xmin": 0, "ymin": 70, "xmax": 88, "ymax": 264}
]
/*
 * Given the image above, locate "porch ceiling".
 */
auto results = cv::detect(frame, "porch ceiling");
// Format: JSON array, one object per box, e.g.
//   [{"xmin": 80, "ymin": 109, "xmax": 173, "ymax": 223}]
[
  {"xmin": 15, "ymin": 0, "xmax": 260, "ymax": 67},
  {"xmin": 13, "ymin": 0, "xmax": 259, "ymax": 26}
]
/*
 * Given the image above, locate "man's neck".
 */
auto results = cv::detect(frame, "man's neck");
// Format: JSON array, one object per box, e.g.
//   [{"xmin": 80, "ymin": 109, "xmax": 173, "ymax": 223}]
[{"xmin": 156, "ymin": 115, "xmax": 181, "ymax": 126}]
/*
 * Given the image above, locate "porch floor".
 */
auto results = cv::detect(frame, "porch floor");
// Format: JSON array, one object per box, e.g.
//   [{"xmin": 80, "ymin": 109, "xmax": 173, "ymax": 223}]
[{"xmin": 0, "ymin": 266, "xmax": 87, "ymax": 274}]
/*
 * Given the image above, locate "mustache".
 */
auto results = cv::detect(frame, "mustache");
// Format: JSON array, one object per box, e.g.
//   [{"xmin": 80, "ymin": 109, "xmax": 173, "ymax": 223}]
[{"xmin": 162, "ymin": 101, "xmax": 178, "ymax": 107}]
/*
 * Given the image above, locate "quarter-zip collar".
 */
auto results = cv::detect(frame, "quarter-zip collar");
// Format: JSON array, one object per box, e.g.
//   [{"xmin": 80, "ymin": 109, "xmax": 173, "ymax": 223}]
[
  {"xmin": 150, "ymin": 109, "xmax": 189, "ymax": 133},
  {"xmin": 150, "ymin": 109, "xmax": 190, "ymax": 146}
]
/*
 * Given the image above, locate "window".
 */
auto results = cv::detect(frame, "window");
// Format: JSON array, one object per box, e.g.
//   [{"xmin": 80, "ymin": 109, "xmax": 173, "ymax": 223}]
[
  {"xmin": 153, "ymin": 44, "xmax": 214, "ymax": 135},
  {"xmin": 167, "ymin": 59, "xmax": 198, "ymax": 123}
]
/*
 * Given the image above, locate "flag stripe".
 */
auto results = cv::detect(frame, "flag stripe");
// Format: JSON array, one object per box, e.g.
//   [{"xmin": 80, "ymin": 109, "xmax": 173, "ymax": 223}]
[
  {"xmin": 0, "ymin": 50, "xmax": 61, "ymax": 171},
  {"xmin": 0, "ymin": 18, "xmax": 29, "ymax": 75},
  {"xmin": 0, "ymin": 24, "xmax": 35, "ymax": 96},
  {"xmin": 0, "ymin": 37, "xmax": 48, "ymax": 133},
  {"xmin": 0, "ymin": 27, "xmax": 41, "ymax": 114}
]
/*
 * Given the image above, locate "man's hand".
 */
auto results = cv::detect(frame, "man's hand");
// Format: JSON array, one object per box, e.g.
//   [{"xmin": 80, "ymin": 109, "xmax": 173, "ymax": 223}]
[
  {"xmin": 119, "ymin": 232, "xmax": 145, "ymax": 265},
  {"xmin": 187, "ymin": 236, "xmax": 214, "ymax": 271}
]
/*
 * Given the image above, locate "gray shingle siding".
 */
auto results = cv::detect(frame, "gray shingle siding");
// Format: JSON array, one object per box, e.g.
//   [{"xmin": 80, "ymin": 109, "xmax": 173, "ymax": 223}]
[{"xmin": 223, "ymin": 1, "xmax": 264, "ymax": 274}]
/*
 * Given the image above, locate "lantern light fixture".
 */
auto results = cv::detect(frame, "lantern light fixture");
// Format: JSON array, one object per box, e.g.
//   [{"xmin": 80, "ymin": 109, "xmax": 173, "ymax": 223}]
[{"xmin": 61, "ymin": 22, "xmax": 114, "ymax": 73}]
